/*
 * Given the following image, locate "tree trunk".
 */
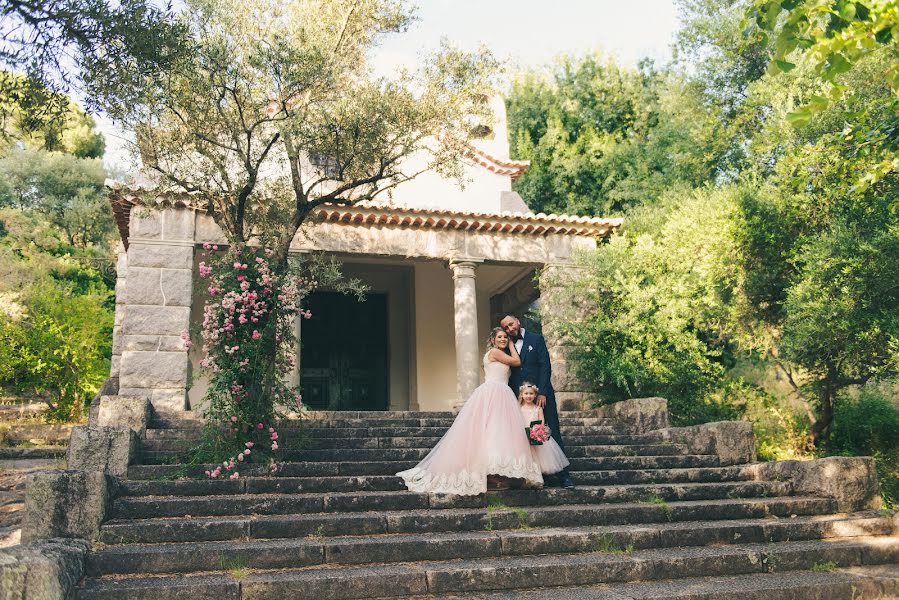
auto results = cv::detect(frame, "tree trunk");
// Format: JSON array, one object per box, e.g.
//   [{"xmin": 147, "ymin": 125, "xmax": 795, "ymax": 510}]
[{"xmin": 810, "ymin": 376, "xmax": 836, "ymax": 445}]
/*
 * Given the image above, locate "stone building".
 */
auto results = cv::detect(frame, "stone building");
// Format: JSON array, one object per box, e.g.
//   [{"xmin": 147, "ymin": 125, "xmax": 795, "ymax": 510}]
[{"xmin": 106, "ymin": 102, "xmax": 621, "ymax": 414}]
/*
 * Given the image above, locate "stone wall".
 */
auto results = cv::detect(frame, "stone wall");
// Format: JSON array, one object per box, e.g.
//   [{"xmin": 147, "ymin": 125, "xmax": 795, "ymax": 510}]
[
  {"xmin": 117, "ymin": 207, "xmax": 195, "ymax": 411},
  {"xmin": 538, "ymin": 264, "xmax": 599, "ymax": 410}
]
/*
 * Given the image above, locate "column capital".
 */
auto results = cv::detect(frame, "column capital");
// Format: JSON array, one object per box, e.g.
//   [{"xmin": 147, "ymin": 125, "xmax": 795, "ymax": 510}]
[{"xmin": 448, "ymin": 257, "xmax": 483, "ymax": 279}]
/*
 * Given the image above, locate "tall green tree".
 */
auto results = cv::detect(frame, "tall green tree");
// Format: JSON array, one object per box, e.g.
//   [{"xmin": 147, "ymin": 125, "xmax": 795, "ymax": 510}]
[
  {"xmin": 507, "ymin": 52, "xmax": 729, "ymax": 215},
  {"xmin": 0, "ymin": 73, "xmax": 105, "ymax": 157},
  {"xmin": 0, "ymin": 148, "xmax": 112, "ymax": 247},
  {"xmin": 106, "ymin": 0, "xmax": 498, "ymax": 263},
  {"xmin": 0, "ymin": 0, "xmax": 189, "ymax": 123}
]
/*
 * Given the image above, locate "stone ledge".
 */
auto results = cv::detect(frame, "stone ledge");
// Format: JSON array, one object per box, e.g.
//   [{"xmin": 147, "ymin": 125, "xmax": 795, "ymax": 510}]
[
  {"xmin": 23, "ymin": 471, "xmax": 111, "ymax": 542},
  {"xmin": 653, "ymin": 421, "xmax": 756, "ymax": 466},
  {"xmin": 0, "ymin": 538, "xmax": 88, "ymax": 599},
  {"xmin": 67, "ymin": 426, "xmax": 137, "ymax": 477},
  {"xmin": 97, "ymin": 396, "xmax": 150, "ymax": 437},
  {"xmin": 749, "ymin": 456, "xmax": 883, "ymax": 513},
  {"xmin": 592, "ymin": 398, "xmax": 670, "ymax": 433}
]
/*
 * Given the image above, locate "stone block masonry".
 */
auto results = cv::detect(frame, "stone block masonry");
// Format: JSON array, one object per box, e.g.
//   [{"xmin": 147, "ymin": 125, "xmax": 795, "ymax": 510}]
[{"xmin": 116, "ymin": 207, "xmax": 196, "ymax": 412}]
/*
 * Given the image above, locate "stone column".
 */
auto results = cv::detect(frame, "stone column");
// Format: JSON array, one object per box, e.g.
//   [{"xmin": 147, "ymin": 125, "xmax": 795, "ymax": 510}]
[
  {"xmin": 449, "ymin": 258, "xmax": 482, "ymax": 408},
  {"xmin": 117, "ymin": 207, "xmax": 196, "ymax": 412}
]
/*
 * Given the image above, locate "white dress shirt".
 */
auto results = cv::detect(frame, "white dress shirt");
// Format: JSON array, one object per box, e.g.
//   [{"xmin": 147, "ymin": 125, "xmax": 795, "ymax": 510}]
[{"xmin": 515, "ymin": 329, "xmax": 526, "ymax": 354}]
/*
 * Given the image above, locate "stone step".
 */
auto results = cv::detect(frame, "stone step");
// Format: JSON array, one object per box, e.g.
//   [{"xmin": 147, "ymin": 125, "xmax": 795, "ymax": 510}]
[
  {"xmin": 76, "ymin": 536, "xmax": 899, "ymax": 599},
  {"xmin": 138, "ymin": 444, "xmax": 690, "ymax": 463},
  {"xmin": 85, "ymin": 512, "xmax": 896, "ymax": 577},
  {"xmin": 0, "ymin": 446, "xmax": 67, "ymax": 459},
  {"xmin": 409, "ymin": 565, "xmax": 899, "ymax": 599},
  {"xmin": 111, "ymin": 481, "xmax": 792, "ymax": 520},
  {"xmin": 0, "ymin": 423, "xmax": 74, "ymax": 444},
  {"xmin": 148, "ymin": 417, "xmax": 626, "ymax": 430},
  {"xmin": 144, "ymin": 429, "xmax": 660, "ymax": 448},
  {"xmin": 97, "ymin": 496, "xmax": 838, "ymax": 545},
  {"xmin": 140, "ymin": 436, "xmax": 673, "ymax": 452},
  {"xmin": 127, "ymin": 455, "xmax": 723, "ymax": 478},
  {"xmin": 116, "ymin": 466, "xmax": 759, "ymax": 498},
  {"xmin": 149, "ymin": 410, "xmax": 620, "ymax": 426}
]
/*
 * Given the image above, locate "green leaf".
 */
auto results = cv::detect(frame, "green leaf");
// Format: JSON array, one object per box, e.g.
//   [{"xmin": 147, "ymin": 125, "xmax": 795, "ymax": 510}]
[
  {"xmin": 838, "ymin": 2, "xmax": 856, "ymax": 21},
  {"xmin": 764, "ymin": 1, "xmax": 783, "ymax": 30},
  {"xmin": 808, "ymin": 94, "xmax": 830, "ymax": 110},
  {"xmin": 875, "ymin": 27, "xmax": 892, "ymax": 44},
  {"xmin": 786, "ymin": 110, "xmax": 813, "ymax": 127},
  {"xmin": 854, "ymin": 2, "xmax": 869, "ymax": 20},
  {"xmin": 776, "ymin": 59, "xmax": 797, "ymax": 72},
  {"xmin": 823, "ymin": 53, "xmax": 853, "ymax": 80}
]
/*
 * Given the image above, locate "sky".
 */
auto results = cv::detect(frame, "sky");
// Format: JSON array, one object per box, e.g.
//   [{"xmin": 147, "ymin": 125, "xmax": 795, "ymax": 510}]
[{"xmin": 98, "ymin": 0, "xmax": 682, "ymax": 172}]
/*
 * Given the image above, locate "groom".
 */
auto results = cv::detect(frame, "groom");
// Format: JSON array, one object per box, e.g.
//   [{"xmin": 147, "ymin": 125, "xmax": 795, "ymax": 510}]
[{"xmin": 501, "ymin": 315, "xmax": 574, "ymax": 489}]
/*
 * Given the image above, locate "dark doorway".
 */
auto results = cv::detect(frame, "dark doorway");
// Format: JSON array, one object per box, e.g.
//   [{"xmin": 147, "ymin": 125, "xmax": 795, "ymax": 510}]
[{"xmin": 300, "ymin": 292, "xmax": 389, "ymax": 411}]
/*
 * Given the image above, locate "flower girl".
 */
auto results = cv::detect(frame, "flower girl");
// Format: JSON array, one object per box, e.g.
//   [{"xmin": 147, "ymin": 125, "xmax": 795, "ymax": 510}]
[{"xmin": 518, "ymin": 382, "xmax": 570, "ymax": 476}]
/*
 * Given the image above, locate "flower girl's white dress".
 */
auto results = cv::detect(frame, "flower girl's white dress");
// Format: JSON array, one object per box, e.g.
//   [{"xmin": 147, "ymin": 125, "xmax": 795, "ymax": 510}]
[
  {"xmin": 520, "ymin": 404, "xmax": 570, "ymax": 475},
  {"xmin": 397, "ymin": 353, "xmax": 543, "ymax": 495}
]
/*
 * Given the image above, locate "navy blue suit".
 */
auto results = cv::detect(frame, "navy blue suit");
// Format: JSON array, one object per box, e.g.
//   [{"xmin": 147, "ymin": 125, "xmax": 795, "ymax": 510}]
[{"xmin": 508, "ymin": 330, "xmax": 566, "ymax": 453}]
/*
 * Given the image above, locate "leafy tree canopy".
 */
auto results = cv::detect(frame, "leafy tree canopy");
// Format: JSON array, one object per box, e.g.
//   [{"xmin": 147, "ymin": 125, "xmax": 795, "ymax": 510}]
[{"xmin": 106, "ymin": 0, "xmax": 499, "ymax": 261}]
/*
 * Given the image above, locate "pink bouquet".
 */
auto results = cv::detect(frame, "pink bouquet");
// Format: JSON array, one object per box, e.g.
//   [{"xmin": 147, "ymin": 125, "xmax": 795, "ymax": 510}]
[{"xmin": 527, "ymin": 422, "xmax": 551, "ymax": 445}]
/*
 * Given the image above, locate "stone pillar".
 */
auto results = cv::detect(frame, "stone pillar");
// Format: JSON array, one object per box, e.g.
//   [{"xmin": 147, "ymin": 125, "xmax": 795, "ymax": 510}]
[
  {"xmin": 117, "ymin": 207, "xmax": 196, "ymax": 412},
  {"xmin": 539, "ymin": 263, "xmax": 598, "ymax": 411},
  {"xmin": 110, "ymin": 242, "xmax": 127, "ymax": 378},
  {"xmin": 449, "ymin": 258, "xmax": 482, "ymax": 408}
]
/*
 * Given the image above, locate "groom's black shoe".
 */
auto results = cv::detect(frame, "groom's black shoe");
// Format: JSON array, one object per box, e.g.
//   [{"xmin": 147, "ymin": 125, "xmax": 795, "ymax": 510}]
[{"xmin": 559, "ymin": 471, "xmax": 575, "ymax": 489}]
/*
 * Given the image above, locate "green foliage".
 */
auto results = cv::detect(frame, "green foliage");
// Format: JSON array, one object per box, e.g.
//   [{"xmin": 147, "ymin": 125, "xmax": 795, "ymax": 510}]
[
  {"xmin": 830, "ymin": 386, "xmax": 899, "ymax": 507},
  {"xmin": 108, "ymin": 0, "xmax": 497, "ymax": 261},
  {"xmin": 0, "ymin": 272, "xmax": 113, "ymax": 421},
  {"xmin": 593, "ymin": 534, "xmax": 635, "ymax": 554},
  {"xmin": 811, "ymin": 561, "xmax": 838, "ymax": 573},
  {"xmin": 507, "ymin": 53, "xmax": 728, "ymax": 215},
  {"xmin": 0, "ymin": 74, "xmax": 105, "ymax": 158},
  {"xmin": 0, "ymin": 0, "xmax": 189, "ymax": 126},
  {"xmin": 745, "ymin": 0, "xmax": 898, "ymax": 194},
  {"xmin": 560, "ymin": 185, "xmax": 752, "ymax": 425},
  {"xmin": 0, "ymin": 148, "xmax": 113, "ymax": 248}
]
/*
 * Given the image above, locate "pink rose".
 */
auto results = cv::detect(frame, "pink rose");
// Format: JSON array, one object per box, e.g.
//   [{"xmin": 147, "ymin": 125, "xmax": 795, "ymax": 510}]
[
  {"xmin": 257, "ymin": 423, "xmax": 264, "ymax": 429},
  {"xmin": 230, "ymin": 416, "xmax": 238, "ymax": 422},
  {"xmin": 245, "ymin": 442, "xmax": 254, "ymax": 449}
]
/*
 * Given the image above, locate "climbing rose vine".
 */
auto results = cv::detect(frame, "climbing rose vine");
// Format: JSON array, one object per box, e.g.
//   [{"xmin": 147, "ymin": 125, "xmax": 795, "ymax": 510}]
[{"xmin": 192, "ymin": 243, "xmax": 311, "ymax": 476}]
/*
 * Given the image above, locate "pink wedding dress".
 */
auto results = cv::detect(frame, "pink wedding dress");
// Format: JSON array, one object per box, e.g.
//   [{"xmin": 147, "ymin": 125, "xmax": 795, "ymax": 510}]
[{"xmin": 397, "ymin": 353, "xmax": 544, "ymax": 495}]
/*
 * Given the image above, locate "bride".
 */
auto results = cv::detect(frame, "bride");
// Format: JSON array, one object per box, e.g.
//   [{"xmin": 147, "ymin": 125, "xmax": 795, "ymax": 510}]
[{"xmin": 397, "ymin": 327, "xmax": 543, "ymax": 495}]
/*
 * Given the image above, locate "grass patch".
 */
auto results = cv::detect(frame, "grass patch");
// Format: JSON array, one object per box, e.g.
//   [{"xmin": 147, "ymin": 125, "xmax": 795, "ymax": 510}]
[
  {"xmin": 762, "ymin": 544, "xmax": 779, "ymax": 572},
  {"xmin": 485, "ymin": 498, "xmax": 530, "ymax": 531},
  {"xmin": 811, "ymin": 561, "xmax": 838, "ymax": 573},
  {"xmin": 220, "ymin": 555, "xmax": 250, "ymax": 579},
  {"xmin": 642, "ymin": 493, "xmax": 674, "ymax": 521},
  {"xmin": 593, "ymin": 533, "xmax": 634, "ymax": 554},
  {"xmin": 307, "ymin": 524, "xmax": 326, "ymax": 538}
]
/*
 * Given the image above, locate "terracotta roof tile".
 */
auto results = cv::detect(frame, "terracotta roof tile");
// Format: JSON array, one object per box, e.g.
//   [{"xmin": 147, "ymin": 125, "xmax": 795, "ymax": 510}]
[{"xmin": 107, "ymin": 181, "xmax": 622, "ymax": 249}]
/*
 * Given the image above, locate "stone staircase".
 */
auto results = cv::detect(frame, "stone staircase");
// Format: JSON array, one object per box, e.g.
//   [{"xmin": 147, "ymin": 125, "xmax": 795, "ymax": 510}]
[
  {"xmin": 76, "ymin": 410, "xmax": 899, "ymax": 599},
  {"xmin": 0, "ymin": 402, "xmax": 73, "ymax": 546}
]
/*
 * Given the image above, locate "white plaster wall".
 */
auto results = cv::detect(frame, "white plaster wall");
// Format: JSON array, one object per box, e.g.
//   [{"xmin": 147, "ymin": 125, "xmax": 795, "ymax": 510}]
[
  {"xmin": 413, "ymin": 261, "xmax": 458, "ymax": 411},
  {"xmin": 373, "ymin": 149, "xmax": 511, "ymax": 215}
]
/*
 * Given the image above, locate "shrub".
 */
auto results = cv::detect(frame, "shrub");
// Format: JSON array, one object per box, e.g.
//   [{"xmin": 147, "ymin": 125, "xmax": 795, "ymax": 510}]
[
  {"xmin": 829, "ymin": 385, "xmax": 899, "ymax": 507},
  {"xmin": 0, "ymin": 278, "xmax": 112, "ymax": 420}
]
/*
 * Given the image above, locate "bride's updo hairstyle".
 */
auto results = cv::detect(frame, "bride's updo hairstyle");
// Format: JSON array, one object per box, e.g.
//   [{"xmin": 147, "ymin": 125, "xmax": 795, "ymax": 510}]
[{"xmin": 485, "ymin": 327, "xmax": 508, "ymax": 352}]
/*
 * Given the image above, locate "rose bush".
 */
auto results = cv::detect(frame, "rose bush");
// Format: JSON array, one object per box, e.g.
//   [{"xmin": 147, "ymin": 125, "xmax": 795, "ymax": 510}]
[{"xmin": 191, "ymin": 242, "xmax": 311, "ymax": 477}]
